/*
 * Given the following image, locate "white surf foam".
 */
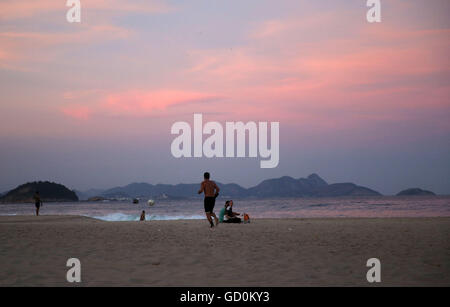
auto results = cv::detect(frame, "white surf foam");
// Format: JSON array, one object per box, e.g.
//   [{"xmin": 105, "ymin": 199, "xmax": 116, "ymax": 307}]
[{"xmin": 90, "ymin": 213, "xmax": 204, "ymax": 221}]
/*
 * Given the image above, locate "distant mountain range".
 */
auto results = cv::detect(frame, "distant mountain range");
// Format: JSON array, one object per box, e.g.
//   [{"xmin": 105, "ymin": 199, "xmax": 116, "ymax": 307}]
[
  {"xmin": 1, "ymin": 175, "xmax": 440, "ymax": 203},
  {"xmin": 75, "ymin": 174, "xmax": 382, "ymax": 200}
]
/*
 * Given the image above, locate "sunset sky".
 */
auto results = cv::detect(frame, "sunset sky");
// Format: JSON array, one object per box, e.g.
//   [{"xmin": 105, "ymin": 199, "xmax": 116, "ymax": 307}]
[{"xmin": 0, "ymin": 0, "xmax": 449, "ymax": 194}]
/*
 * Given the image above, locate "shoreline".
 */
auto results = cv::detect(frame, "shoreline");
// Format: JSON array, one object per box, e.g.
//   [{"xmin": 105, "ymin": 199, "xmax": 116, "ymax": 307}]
[
  {"xmin": 2, "ymin": 193, "xmax": 450, "ymax": 204},
  {"xmin": 1, "ymin": 216, "xmax": 449, "ymax": 286},
  {"xmin": 0, "ymin": 212, "xmax": 450, "ymax": 225}
]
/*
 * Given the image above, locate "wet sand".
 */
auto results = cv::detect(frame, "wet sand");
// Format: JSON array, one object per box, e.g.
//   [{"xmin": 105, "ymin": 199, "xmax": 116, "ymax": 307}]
[{"xmin": 0, "ymin": 216, "xmax": 449, "ymax": 286}]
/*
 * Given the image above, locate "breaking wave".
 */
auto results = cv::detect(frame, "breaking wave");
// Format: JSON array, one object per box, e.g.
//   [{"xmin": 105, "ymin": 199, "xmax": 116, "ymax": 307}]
[{"xmin": 90, "ymin": 212, "xmax": 204, "ymax": 221}]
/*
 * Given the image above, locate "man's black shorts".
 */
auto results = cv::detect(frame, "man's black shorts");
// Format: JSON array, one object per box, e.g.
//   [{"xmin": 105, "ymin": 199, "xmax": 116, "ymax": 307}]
[
  {"xmin": 35, "ymin": 202, "xmax": 41, "ymax": 208},
  {"xmin": 204, "ymin": 197, "xmax": 216, "ymax": 213}
]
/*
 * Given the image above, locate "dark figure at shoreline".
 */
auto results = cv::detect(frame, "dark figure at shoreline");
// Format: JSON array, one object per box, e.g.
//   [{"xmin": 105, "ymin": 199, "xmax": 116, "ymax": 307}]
[
  {"xmin": 140, "ymin": 210, "xmax": 146, "ymax": 221},
  {"xmin": 198, "ymin": 172, "xmax": 220, "ymax": 228},
  {"xmin": 33, "ymin": 191, "xmax": 42, "ymax": 216}
]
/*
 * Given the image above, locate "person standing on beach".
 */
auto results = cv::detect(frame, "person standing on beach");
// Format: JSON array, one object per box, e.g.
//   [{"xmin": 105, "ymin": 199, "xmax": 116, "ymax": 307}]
[
  {"xmin": 198, "ymin": 172, "xmax": 220, "ymax": 228},
  {"xmin": 33, "ymin": 191, "xmax": 42, "ymax": 216}
]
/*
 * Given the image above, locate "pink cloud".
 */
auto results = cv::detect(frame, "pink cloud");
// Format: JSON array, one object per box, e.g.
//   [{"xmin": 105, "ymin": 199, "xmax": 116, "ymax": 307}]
[
  {"xmin": 251, "ymin": 20, "xmax": 292, "ymax": 39},
  {"xmin": 60, "ymin": 89, "xmax": 223, "ymax": 119},
  {"xmin": 0, "ymin": 23, "xmax": 134, "ymax": 72},
  {"xmin": 0, "ymin": 0, "xmax": 173, "ymax": 19},
  {"xmin": 0, "ymin": 0, "xmax": 174, "ymax": 70},
  {"xmin": 186, "ymin": 23, "xmax": 450, "ymax": 111},
  {"xmin": 0, "ymin": 23, "xmax": 132, "ymax": 46},
  {"xmin": 249, "ymin": 11, "xmax": 353, "ymax": 40},
  {"xmin": 3, "ymin": 0, "xmax": 449, "ymax": 143},
  {"xmin": 174, "ymin": 16, "xmax": 450, "ymax": 140},
  {"xmin": 61, "ymin": 105, "xmax": 92, "ymax": 120},
  {"xmin": 102, "ymin": 90, "xmax": 222, "ymax": 116}
]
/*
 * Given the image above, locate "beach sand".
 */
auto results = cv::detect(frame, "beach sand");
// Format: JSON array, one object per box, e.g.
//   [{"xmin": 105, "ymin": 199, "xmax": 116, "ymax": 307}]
[{"xmin": 0, "ymin": 216, "xmax": 449, "ymax": 286}]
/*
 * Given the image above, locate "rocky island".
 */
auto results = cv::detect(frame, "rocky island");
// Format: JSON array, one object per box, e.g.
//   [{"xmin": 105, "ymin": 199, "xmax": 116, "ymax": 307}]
[
  {"xmin": 0, "ymin": 181, "xmax": 78, "ymax": 203},
  {"xmin": 396, "ymin": 188, "xmax": 436, "ymax": 196}
]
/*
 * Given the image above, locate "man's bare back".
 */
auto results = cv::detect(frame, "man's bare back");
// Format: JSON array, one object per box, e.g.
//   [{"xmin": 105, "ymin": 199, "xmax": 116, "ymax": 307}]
[{"xmin": 198, "ymin": 179, "xmax": 220, "ymax": 197}]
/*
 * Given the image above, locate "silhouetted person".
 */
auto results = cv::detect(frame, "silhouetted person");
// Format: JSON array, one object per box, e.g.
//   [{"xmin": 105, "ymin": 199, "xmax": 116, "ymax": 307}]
[
  {"xmin": 33, "ymin": 191, "xmax": 42, "ymax": 216},
  {"xmin": 198, "ymin": 172, "xmax": 220, "ymax": 228},
  {"xmin": 140, "ymin": 210, "xmax": 146, "ymax": 221}
]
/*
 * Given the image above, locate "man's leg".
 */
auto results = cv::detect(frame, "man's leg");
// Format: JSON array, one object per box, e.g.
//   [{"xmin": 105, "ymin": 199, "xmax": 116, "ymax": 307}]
[
  {"xmin": 210, "ymin": 197, "xmax": 218, "ymax": 226},
  {"xmin": 205, "ymin": 212, "xmax": 214, "ymax": 227},
  {"xmin": 211, "ymin": 212, "xmax": 219, "ymax": 226}
]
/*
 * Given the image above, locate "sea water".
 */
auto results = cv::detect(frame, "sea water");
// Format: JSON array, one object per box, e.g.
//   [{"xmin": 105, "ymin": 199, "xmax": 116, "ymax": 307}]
[{"xmin": 0, "ymin": 196, "xmax": 449, "ymax": 221}]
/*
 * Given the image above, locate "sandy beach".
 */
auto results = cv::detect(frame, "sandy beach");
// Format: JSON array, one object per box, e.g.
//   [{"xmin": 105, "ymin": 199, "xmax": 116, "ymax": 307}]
[{"xmin": 0, "ymin": 216, "xmax": 449, "ymax": 286}]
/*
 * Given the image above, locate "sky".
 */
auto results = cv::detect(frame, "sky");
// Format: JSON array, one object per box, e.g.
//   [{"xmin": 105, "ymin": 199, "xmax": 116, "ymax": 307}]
[{"xmin": 0, "ymin": 0, "xmax": 449, "ymax": 195}]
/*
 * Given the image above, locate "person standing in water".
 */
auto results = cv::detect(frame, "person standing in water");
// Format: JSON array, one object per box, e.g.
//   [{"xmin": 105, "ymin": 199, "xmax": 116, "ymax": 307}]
[
  {"xmin": 198, "ymin": 172, "xmax": 220, "ymax": 228},
  {"xmin": 33, "ymin": 191, "xmax": 42, "ymax": 216}
]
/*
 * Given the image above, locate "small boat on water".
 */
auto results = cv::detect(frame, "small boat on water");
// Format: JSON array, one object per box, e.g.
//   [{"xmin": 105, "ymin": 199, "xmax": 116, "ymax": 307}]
[{"xmin": 132, "ymin": 198, "xmax": 139, "ymax": 204}]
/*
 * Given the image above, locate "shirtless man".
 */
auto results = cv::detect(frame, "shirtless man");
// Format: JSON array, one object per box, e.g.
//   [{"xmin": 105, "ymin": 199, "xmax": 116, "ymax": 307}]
[{"xmin": 198, "ymin": 172, "xmax": 220, "ymax": 228}]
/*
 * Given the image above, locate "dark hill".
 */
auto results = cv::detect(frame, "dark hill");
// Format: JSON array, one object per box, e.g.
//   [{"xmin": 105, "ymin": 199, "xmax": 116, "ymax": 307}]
[
  {"xmin": 0, "ymin": 181, "xmax": 78, "ymax": 203},
  {"xmin": 396, "ymin": 188, "xmax": 435, "ymax": 196},
  {"xmin": 247, "ymin": 175, "xmax": 380, "ymax": 198},
  {"xmin": 313, "ymin": 183, "xmax": 380, "ymax": 197}
]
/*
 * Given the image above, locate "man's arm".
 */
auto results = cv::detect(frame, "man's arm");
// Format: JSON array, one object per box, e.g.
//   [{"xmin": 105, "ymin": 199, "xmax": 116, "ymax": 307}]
[
  {"xmin": 198, "ymin": 182, "xmax": 204, "ymax": 194},
  {"xmin": 214, "ymin": 182, "xmax": 220, "ymax": 195}
]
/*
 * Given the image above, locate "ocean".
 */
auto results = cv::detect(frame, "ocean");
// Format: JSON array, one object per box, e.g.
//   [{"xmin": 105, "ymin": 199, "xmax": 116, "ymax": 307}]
[{"xmin": 1, "ymin": 196, "xmax": 449, "ymax": 221}]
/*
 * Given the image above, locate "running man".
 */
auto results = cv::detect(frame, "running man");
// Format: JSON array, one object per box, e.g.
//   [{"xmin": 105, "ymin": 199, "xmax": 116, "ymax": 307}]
[{"xmin": 198, "ymin": 172, "xmax": 220, "ymax": 228}]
